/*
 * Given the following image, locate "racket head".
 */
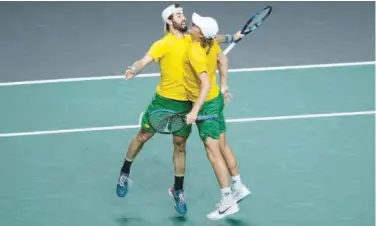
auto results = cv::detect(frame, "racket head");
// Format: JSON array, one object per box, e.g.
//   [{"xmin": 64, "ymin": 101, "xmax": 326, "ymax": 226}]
[
  {"xmin": 147, "ymin": 109, "xmax": 187, "ymax": 134},
  {"xmin": 235, "ymin": 5, "xmax": 272, "ymax": 43}
]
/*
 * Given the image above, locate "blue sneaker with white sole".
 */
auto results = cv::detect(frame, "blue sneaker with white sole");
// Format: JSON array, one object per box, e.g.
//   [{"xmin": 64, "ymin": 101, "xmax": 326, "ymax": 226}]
[
  {"xmin": 116, "ymin": 172, "xmax": 132, "ymax": 197},
  {"xmin": 168, "ymin": 187, "xmax": 187, "ymax": 215}
]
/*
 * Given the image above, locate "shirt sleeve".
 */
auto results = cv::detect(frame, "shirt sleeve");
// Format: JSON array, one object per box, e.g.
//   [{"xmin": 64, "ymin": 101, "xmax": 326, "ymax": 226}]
[
  {"xmin": 146, "ymin": 39, "xmax": 167, "ymax": 62},
  {"xmin": 188, "ymin": 46, "xmax": 207, "ymax": 76}
]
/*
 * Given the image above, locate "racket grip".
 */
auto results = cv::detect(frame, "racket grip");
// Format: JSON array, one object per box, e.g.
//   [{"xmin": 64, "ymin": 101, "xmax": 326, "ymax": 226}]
[
  {"xmin": 197, "ymin": 115, "xmax": 218, "ymax": 121},
  {"xmin": 223, "ymin": 42, "xmax": 236, "ymax": 55}
]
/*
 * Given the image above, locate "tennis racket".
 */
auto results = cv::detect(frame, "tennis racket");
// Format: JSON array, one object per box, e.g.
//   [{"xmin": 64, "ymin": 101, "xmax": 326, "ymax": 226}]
[
  {"xmin": 223, "ymin": 5, "xmax": 272, "ymax": 55},
  {"xmin": 148, "ymin": 109, "xmax": 217, "ymax": 134}
]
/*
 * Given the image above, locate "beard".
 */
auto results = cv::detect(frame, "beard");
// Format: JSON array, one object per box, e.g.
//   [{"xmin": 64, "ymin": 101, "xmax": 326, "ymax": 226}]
[{"xmin": 173, "ymin": 21, "xmax": 188, "ymax": 33}]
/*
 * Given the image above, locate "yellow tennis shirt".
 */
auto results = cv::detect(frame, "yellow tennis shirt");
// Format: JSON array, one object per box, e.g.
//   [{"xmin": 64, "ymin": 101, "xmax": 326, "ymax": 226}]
[
  {"xmin": 183, "ymin": 40, "xmax": 221, "ymax": 102},
  {"xmin": 147, "ymin": 33, "xmax": 192, "ymax": 101}
]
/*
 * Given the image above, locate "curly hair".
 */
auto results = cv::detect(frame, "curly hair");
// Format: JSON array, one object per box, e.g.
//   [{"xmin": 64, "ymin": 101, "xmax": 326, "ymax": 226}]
[{"xmin": 200, "ymin": 37, "xmax": 214, "ymax": 55}]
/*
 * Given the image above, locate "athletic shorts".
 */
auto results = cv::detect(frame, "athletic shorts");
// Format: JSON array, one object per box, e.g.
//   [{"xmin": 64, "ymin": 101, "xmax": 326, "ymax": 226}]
[
  {"xmin": 141, "ymin": 93, "xmax": 192, "ymax": 137},
  {"xmin": 194, "ymin": 92, "xmax": 226, "ymax": 142}
]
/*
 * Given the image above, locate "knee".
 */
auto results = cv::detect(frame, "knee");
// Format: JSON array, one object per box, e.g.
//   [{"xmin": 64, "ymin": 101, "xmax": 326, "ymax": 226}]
[
  {"xmin": 173, "ymin": 136, "xmax": 187, "ymax": 153},
  {"xmin": 136, "ymin": 130, "xmax": 153, "ymax": 143}
]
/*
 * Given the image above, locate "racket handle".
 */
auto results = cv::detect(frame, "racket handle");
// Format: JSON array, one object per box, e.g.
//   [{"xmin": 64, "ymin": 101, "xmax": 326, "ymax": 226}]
[
  {"xmin": 197, "ymin": 115, "xmax": 218, "ymax": 121},
  {"xmin": 223, "ymin": 42, "xmax": 236, "ymax": 55}
]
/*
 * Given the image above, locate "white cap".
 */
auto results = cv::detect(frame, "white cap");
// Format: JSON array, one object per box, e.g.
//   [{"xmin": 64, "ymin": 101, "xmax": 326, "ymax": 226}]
[
  {"xmin": 192, "ymin": 12, "xmax": 219, "ymax": 39},
  {"xmin": 162, "ymin": 4, "xmax": 184, "ymax": 33}
]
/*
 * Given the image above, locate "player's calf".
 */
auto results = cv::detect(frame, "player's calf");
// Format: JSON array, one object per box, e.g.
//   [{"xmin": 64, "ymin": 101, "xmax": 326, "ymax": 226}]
[
  {"xmin": 203, "ymin": 137, "xmax": 239, "ymax": 219},
  {"xmin": 219, "ymin": 133, "xmax": 251, "ymax": 203},
  {"xmin": 116, "ymin": 130, "xmax": 153, "ymax": 198},
  {"xmin": 172, "ymin": 135, "xmax": 187, "ymax": 178}
]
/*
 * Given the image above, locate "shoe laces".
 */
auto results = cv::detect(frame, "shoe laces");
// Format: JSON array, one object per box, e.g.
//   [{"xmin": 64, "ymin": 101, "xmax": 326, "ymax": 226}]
[
  {"xmin": 175, "ymin": 191, "xmax": 186, "ymax": 204},
  {"xmin": 118, "ymin": 174, "xmax": 133, "ymax": 187}
]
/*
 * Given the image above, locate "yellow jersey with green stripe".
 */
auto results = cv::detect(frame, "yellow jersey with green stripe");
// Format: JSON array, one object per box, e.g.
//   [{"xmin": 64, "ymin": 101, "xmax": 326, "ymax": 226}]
[
  {"xmin": 183, "ymin": 40, "xmax": 221, "ymax": 102},
  {"xmin": 147, "ymin": 33, "xmax": 192, "ymax": 101}
]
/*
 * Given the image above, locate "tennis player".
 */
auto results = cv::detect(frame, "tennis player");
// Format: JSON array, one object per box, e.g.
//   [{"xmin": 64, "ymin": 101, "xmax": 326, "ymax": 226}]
[
  {"xmin": 182, "ymin": 12, "xmax": 243, "ymax": 220},
  {"xmin": 116, "ymin": 4, "xmax": 242, "ymax": 216},
  {"xmin": 214, "ymin": 33, "xmax": 251, "ymax": 206}
]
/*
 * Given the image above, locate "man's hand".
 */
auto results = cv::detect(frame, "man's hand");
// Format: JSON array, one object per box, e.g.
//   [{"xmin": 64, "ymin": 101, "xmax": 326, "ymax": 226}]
[
  {"xmin": 124, "ymin": 55, "xmax": 153, "ymax": 80},
  {"xmin": 124, "ymin": 66, "xmax": 137, "ymax": 80},
  {"xmin": 221, "ymin": 85, "xmax": 233, "ymax": 105},
  {"xmin": 185, "ymin": 111, "xmax": 198, "ymax": 124},
  {"xmin": 233, "ymin": 31, "xmax": 245, "ymax": 41}
]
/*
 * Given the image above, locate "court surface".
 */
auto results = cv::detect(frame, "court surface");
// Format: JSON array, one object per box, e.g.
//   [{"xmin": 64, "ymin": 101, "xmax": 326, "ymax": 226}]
[{"xmin": 0, "ymin": 62, "xmax": 375, "ymax": 226}]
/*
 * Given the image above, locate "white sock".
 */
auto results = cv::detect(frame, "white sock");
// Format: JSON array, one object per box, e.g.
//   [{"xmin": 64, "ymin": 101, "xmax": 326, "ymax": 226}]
[
  {"xmin": 232, "ymin": 175, "xmax": 242, "ymax": 189},
  {"xmin": 221, "ymin": 187, "xmax": 232, "ymax": 199}
]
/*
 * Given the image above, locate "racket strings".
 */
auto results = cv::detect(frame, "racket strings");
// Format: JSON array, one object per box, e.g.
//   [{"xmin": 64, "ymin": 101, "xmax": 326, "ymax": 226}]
[
  {"xmin": 148, "ymin": 112, "xmax": 186, "ymax": 133},
  {"xmin": 245, "ymin": 7, "xmax": 272, "ymax": 32},
  {"xmin": 149, "ymin": 114, "xmax": 170, "ymax": 131},
  {"xmin": 167, "ymin": 114, "xmax": 186, "ymax": 132}
]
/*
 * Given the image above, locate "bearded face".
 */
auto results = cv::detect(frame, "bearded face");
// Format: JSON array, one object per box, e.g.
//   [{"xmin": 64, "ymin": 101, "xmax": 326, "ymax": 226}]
[{"xmin": 168, "ymin": 12, "xmax": 188, "ymax": 33}]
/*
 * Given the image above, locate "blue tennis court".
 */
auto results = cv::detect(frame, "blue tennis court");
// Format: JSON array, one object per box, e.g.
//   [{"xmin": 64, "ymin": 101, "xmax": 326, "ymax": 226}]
[{"xmin": 0, "ymin": 63, "xmax": 375, "ymax": 226}]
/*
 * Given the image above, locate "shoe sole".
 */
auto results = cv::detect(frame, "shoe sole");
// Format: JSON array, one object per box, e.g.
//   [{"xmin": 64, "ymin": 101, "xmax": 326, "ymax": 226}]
[{"xmin": 207, "ymin": 204, "xmax": 240, "ymax": 220}]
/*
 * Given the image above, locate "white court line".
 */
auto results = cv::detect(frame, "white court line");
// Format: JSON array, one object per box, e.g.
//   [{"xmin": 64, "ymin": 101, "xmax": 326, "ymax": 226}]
[
  {"xmin": 138, "ymin": 111, "xmax": 144, "ymax": 126},
  {"xmin": 0, "ymin": 61, "xmax": 374, "ymax": 87},
  {"xmin": 0, "ymin": 110, "xmax": 374, "ymax": 138}
]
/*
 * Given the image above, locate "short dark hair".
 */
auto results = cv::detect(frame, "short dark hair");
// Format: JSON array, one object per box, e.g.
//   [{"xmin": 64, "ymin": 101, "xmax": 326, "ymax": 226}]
[{"xmin": 165, "ymin": 3, "xmax": 180, "ymax": 32}]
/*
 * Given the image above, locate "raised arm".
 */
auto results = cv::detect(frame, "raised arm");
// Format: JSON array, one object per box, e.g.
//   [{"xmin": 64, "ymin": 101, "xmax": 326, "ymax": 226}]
[
  {"xmin": 125, "ymin": 55, "xmax": 154, "ymax": 80},
  {"xmin": 215, "ymin": 31, "xmax": 244, "ymax": 44},
  {"xmin": 125, "ymin": 39, "xmax": 167, "ymax": 80}
]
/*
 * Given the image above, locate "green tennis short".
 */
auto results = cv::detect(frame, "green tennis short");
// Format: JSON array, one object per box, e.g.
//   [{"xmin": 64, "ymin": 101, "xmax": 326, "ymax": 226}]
[
  {"xmin": 140, "ymin": 93, "xmax": 192, "ymax": 137},
  {"xmin": 195, "ymin": 92, "xmax": 226, "ymax": 142}
]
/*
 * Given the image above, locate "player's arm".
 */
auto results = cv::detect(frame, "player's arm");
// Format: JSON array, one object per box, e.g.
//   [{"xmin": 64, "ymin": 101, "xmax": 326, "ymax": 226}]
[
  {"xmin": 186, "ymin": 49, "xmax": 211, "ymax": 124},
  {"xmin": 217, "ymin": 53, "xmax": 229, "ymax": 88},
  {"xmin": 215, "ymin": 31, "xmax": 244, "ymax": 44},
  {"xmin": 186, "ymin": 71, "xmax": 210, "ymax": 124},
  {"xmin": 192, "ymin": 72, "xmax": 211, "ymax": 114},
  {"xmin": 125, "ymin": 55, "xmax": 154, "ymax": 80},
  {"xmin": 125, "ymin": 40, "xmax": 166, "ymax": 80},
  {"xmin": 217, "ymin": 51, "xmax": 232, "ymax": 104}
]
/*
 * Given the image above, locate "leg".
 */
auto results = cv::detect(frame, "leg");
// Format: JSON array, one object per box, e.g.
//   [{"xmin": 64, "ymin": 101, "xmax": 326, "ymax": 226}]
[
  {"xmin": 219, "ymin": 133, "xmax": 239, "ymax": 177},
  {"xmin": 217, "ymin": 93, "xmax": 239, "ymax": 176},
  {"xmin": 116, "ymin": 95, "xmax": 159, "ymax": 197},
  {"xmin": 168, "ymin": 134, "xmax": 189, "ymax": 215},
  {"xmin": 204, "ymin": 137, "xmax": 231, "ymax": 189},
  {"xmin": 202, "ymin": 134, "xmax": 239, "ymax": 220},
  {"xmin": 217, "ymin": 92, "xmax": 251, "ymax": 203},
  {"xmin": 195, "ymin": 94, "xmax": 239, "ymax": 220},
  {"xmin": 116, "ymin": 129, "xmax": 154, "ymax": 197},
  {"xmin": 167, "ymin": 101, "xmax": 192, "ymax": 216},
  {"xmin": 172, "ymin": 135, "xmax": 188, "ymax": 190},
  {"xmin": 219, "ymin": 133, "xmax": 251, "ymax": 203},
  {"xmin": 122, "ymin": 129, "xmax": 154, "ymax": 174}
]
